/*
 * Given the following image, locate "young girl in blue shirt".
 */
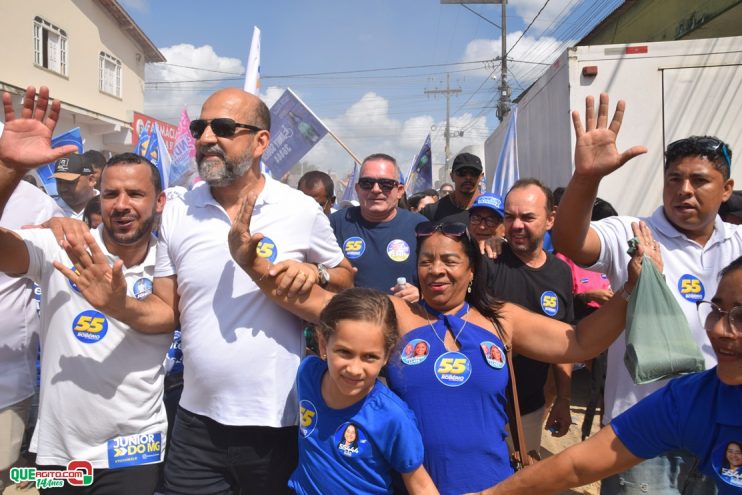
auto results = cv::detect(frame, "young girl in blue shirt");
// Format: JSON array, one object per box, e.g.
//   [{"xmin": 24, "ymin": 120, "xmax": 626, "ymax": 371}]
[{"xmin": 288, "ymin": 288, "xmax": 439, "ymax": 495}]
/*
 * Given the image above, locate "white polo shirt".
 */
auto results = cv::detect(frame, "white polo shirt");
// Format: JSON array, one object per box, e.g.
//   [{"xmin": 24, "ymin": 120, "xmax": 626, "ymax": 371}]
[
  {"xmin": 590, "ymin": 206, "xmax": 742, "ymax": 423},
  {"xmin": 18, "ymin": 226, "xmax": 171, "ymax": 469},
  {"xmin": 0, "ymin": 182, "xmax": 62, "ymax": 409},
  {"xmin": 155, "ymin": 175, "xmax": 344, "ymax": 427}
]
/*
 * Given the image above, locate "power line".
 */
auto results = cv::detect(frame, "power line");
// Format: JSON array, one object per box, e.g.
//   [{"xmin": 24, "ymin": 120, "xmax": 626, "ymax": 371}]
[
  {"xmin": 508, "ymin": 0, "xmax": 552, "ymax": 56},
  {"xmin": 460, "ymin": 4, "xmax": 501, "ymax": 30}
]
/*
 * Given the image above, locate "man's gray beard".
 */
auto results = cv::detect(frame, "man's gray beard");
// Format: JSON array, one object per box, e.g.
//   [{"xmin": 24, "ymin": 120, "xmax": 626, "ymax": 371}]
[{"xmin": 197, "ymin": 149, "xmax": 252, "ymax": 187}]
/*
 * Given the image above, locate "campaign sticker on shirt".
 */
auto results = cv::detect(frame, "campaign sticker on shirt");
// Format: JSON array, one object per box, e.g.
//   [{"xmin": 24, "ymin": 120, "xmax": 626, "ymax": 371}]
[
  {"xmin": 677, "ymin": 274, "xmax": 705, "ymax": 302},
  {"xmin": 579, "ymin": 278, "xmax": 589, "ymax": 284},
  {"xmin": 67, "ymin": 266, "xmax": 81, "ymax": 293},
  {"xmin": 132, "ymin": 278, "xmax": 153, "ymax": 300},
  {"xmin": 343, "ymin": 237, "xmax": 366, "ymax": 259},
  {"xmin": 386, "ymin": 239, "xmax": 410, "ymax": 262},
  {"xmin": 299, "ymin": 400, "xmax": 318, "ymax": 438},
  {"xmin": 334, "ymin": 422, "xmax": 368, "ymax": 458},
  {"xmin": 479, "ymin": 341, "xmax": 505, "ymax": 369},
  {"xmin": 540, "ymin": 291, "xmax": 559, "ymax": 317},
  {"xmin": 71, "ymin": 310, "xmax": 108, "ymax": 344},
  {"xmin": 401, "ymin": 339, "xmax": 430, "ymax": 365},
  {"xmin": 107, "ymin": 432, "xmax": 162, "ymax": 468},
  {"xmin": 255, "ymin": 237, "xmax": 278, "ymax": 263},
  {"xmin": 434, "ymin": 351, "xmax": 472, "ymax": 387},
  {"xmin": 711, "ymin": 438, "xmax": 742, "ymax": 488}
]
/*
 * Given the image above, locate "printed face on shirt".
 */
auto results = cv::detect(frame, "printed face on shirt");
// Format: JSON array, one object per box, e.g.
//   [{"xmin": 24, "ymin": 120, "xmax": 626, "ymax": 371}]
[
  {"xmin": 662, "ymin": 156, "xmax": 733, "ymax": 243},
  {"xmin": 355, "ymin": 158, "xmax": 403, "ymax": 221},
  {"xmin": 727, "ymin": 442, "xmax": 742, "ymax": 470},
  {"xmin": 504, "ymin": 184, "xmax": 554, "ymax": 257},
  {"xmin": 318, "ymin": 319, "xmax": 388, "ymax": 408},
  {"xmin": 707, "ymin": 267, "xmax": 742, "ymax": 386},
  {"xmin": 195, "ymin": 89, "xmax": 269, "ymax": 187},
  {"xmin": 100, "ymin": 162, "xmax": 165, "ymax": 247},
  {"xmin": 417, "ymin": 233, "xmax": 473, "ymax": 311}
]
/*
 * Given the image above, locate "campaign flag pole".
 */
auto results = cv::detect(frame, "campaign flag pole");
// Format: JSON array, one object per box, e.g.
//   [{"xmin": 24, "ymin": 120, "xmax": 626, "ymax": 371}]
[
  {"xmin": 405, "ymin": 134, "xmax": 432, "ymax": 196},
  {"xmin": 170, "ymin": 106, "xmax": 197, "ymax": 187},
  {"xmin": 491, "ymin": 106, "xmax": 519, "ymax": 196},
  {"xmin": 244, "ymin": 26, "xmax": 261, "ymax": 95}
]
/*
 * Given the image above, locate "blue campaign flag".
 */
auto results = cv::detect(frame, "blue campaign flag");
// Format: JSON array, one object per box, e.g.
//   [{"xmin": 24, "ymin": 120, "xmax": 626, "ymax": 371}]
[
  {"xmin": 263, "ymin": 89, "xmax": 329, "ymax": 180},
  {"xmin": 340, "ymin": 163, "xmax": 358, "ymax": 203},
  {"xmin": 134, "ymin": 123, "xmax": 151, "ymax": 156},
  {"xmin": 491, "ymin": 106, "xmax": 520, "ymax": 197},
  {"xmin": 146, "ymin": 124, "xmax": 171, "ymax": 189},
  {"xmin": 36, "ymin": 127, "xmax": 84, "ymax": 196},
  {"xmin": 405, "ymin": 134, "xmax": 432, "ymax": 195}
]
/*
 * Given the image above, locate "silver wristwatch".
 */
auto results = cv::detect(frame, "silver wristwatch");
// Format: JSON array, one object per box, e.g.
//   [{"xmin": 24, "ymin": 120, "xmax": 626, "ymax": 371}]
[{"xmin": 317, "ymin": 263, "xmax": 330, "ymax": 287}]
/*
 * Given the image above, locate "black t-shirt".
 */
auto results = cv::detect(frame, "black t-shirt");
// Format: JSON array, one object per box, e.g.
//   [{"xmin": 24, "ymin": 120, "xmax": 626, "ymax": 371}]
[
  {"xmin": 420, "ymin": 195, "xmax": 469, "ymax": 224},
  {"xmin": 485, "ymin": 245, "xmax": 575, "ymax": 414}
]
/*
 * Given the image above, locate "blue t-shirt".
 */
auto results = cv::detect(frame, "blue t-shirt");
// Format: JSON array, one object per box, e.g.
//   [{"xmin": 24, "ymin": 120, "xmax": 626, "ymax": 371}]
[
  {"xmin": 612, "ymin": 368, "xmax": 742, "ymax": 494},
  {"xmin": 330, "ymin": 207, "xmax": 426, "ymax": 292},
  {"xmin": 289, "ymin": 356, "xmax": 425, "ymax": 495},
  {"xmin": 385, "ymin": 316, "xmax": 512, "ymax": 495}
]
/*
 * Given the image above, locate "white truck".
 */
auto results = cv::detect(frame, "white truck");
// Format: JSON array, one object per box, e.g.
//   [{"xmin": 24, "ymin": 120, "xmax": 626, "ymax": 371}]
[{"xmin": 484, "ymin": 35, "xmax": 742, "ymax": 216}]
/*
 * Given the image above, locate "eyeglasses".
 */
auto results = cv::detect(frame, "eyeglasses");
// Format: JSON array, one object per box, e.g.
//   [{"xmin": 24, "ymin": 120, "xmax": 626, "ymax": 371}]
[
  {"xmin": 189, "ymin": 118, "xmax": 264, "ymax": 139},
  {"xmin": 454, "ymin": 168, "xmax": 481, "ymax": 178},
  {"xmin": 357, "ymin": 177, "xmax": 399, "ymax": 192},
  {"xmin": 415, "ymin": 221, "xmax": 468, "ymax": 239},
  {"xmin": 667, "ymin": 137, "xmax": 732, "ymax": 168},
  {"xmin": 696, "ymin": 301, "xmax": 742, "ymax": 337},
  {"xmin": 469, "ymin": 214, "xmax": 500, "ymax": 228}
]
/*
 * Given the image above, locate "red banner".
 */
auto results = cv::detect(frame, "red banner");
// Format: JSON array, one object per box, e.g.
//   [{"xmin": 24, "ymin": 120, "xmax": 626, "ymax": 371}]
[{"xmin": 132, "ymin": 112, "xmax": 177, "ymax": 154}]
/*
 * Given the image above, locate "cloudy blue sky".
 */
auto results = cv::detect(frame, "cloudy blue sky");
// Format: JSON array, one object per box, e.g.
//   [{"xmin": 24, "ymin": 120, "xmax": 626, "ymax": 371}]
[{"xmin": 121, "ymin": 0, "xmax": 622, "ymax": 177}]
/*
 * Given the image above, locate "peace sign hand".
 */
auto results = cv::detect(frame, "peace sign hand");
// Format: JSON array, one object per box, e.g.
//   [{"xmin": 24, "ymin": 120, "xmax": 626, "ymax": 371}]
[{"xmin": 228, "ymin": 193, "xmax": 272, "ymax": 279}]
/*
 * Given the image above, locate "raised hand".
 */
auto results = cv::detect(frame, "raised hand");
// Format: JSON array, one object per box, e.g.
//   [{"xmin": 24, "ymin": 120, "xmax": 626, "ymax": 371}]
[
  {"xmin": 571, "ymin": 93, "xmax": 647, "ymax": 179},
  {"xmin": 53, "ymin": 230, "xmax": 128, "ymax": 316},
  {"xmin": 0, "ymin": 86, "xmax": 78, "ymax": 172}
]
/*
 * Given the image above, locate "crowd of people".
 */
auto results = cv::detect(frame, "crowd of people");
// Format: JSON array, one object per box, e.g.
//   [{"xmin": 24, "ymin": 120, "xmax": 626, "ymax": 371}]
[{"xmin": 0, "ymin": 83, "xmax": 740, "ymax": 495}]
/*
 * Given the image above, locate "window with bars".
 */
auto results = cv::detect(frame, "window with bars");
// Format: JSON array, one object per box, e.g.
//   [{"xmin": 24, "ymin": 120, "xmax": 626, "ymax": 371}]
[
  {"xmin": 33, "ymin": 16, "xmax": 67, "ymax": 75},
  {"xmin": 99, "ymin": 52, "xmax": 122, "ymax": 97}
]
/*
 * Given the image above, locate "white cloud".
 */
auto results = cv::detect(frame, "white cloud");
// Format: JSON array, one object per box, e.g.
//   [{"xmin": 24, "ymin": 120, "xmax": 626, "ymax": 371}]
[{"xmin": 144, "ymin": 44, "xmax": 245, "ymax": 122}]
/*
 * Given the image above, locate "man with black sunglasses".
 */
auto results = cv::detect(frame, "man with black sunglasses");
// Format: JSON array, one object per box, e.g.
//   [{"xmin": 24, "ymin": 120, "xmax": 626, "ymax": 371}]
[
  {"xmin": 553, "ymin": 93, "xmax": 742, "ymax": 494},
  {"xmin": 421, "ymin": 152, "xmax": 483, "ymax": 224},
  {"xmin": 330, "ymin": 153, "xmax": 426, "ymax": 302},
  {"xmin": 57, "ymin": 87, "xmax": 353, "ymax": 495}
]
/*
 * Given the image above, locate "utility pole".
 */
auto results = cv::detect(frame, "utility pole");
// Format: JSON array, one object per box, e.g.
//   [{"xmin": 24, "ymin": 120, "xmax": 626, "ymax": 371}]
[
  {"xmin": 440, "ymin": 0, "xmax": 510, "ymax": 121},
  {"xmin": 424, "ymin": 73, "xmax": 461, "ymax": 173},
  {"xmin": 496, "ymin": 0, "xmax": 511, "ymax": 122}
]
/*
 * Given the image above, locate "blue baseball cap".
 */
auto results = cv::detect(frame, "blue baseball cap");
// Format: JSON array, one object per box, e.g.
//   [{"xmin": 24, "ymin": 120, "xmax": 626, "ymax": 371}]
[{"xmin": 470, "ymin": 193, "xmax": 504, "ymax": 219}]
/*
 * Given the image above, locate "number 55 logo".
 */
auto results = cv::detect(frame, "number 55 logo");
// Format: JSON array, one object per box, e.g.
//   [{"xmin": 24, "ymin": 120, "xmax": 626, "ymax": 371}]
[
  {"xmin": 434, "ymin": 352, "xmax": 472, "ymax": 387},
  {"xmin": 256, "ymin": 237, "xmax": 278, "ymax": 262},
  {"xmin": 71, "ymin": 310, "xmax": 108, "ymax": 344},
  {"xmin": 678, "ymin": 274, "xmax": 704, "ymax": 302}
]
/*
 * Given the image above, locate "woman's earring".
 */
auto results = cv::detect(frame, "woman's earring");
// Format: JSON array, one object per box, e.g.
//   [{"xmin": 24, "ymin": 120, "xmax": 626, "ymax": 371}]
[{"xmin": 467, "ymin": 281, "xmax": 472, "ymax": 294}]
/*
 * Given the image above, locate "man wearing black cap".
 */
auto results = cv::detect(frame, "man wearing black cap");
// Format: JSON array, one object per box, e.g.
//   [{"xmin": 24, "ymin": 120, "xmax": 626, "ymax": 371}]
[
  {"xmin": 421, "ymin": 152, "xmax": 483, "ymax": 223},
  {"xmin": 52, "ymin": 154, "xmax": 98, "ymax": 219},
  {"xmin": 719, "ymin": 190, "xmax": 742, "ymax": 224}
]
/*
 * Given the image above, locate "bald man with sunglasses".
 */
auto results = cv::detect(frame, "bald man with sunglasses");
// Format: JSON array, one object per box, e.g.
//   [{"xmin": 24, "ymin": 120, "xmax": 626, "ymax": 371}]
[
  {"xmin": 330, "ymin": 153, "xmax": 427, "ymax": 302},
  {"xmin": 56, "ymin": 87, "xmax": 353, "ymax": 495}
]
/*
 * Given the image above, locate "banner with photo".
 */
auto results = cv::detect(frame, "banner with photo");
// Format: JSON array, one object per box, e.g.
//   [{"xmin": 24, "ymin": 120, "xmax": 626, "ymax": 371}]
[{"xmin": 263, "ymin": 89, "xmax": 329, "ymax": 180}]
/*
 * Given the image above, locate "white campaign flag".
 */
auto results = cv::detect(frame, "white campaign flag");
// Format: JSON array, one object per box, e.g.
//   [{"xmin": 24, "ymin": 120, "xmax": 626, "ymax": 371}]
[
  {"xmin": 244, "ymin": 26, "xmax": 261, "ymax": 95},
  {"xmin": 491, "ymin": 106, "xmax": 520, "ymax": 196}
]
